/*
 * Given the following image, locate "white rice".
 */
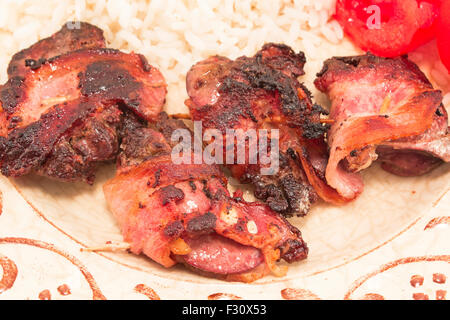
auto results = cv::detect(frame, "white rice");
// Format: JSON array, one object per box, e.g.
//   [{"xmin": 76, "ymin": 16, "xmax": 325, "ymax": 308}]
[{"xmin": 0, "ymin": 0, "xmax": 448, "ymax": 113}]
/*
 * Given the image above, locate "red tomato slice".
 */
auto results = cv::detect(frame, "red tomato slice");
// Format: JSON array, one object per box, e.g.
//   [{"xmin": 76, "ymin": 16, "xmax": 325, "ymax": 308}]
[
  {"xmin": 335, "ymin": 0, "xmax": 441, "ymax": 57},
  {"xmin": 437, "ymin": 0, "xmax": 450, "ymax": 72},
  {"xmin": 408, "ymin": 1, "xmax": 441, "ymax": 50}
]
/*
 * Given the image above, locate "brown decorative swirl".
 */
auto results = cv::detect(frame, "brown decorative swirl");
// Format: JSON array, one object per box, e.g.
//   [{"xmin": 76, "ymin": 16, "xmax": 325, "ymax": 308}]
[
  {"xmin": 360, "ymin": 293, "xmax": 385, "ymax": 300},
  {"xmin": 412, "ymin": 293, "xmax": 429, "ymax": 300},
  {"xmin": 134, "ymin": 284, "xmax": 160, "ymax": 300},
  {"xmin": 57, "ymin": 284, "xmax": 72, "ymax": 296},
  {"xmin": 0, "ymin": 237, "xmax": 105, "ymax": 300},
  {"xmin": 38, "ymin": 289, "xmax": 51, "ymax": 300},
  {"xmin": 0, "ymin": 254, "xmax": 18, "ymax": 294},
  {"xmin": 436, "ymin": 290, "xmax": 446, "ymax": 300},
  {"xmin": 344, "ymin": 255, "xmax": 450, "ymax": 300},
  {"xmin": 424, "ymin": 217, "xmax": 450, "ymax": 230},
  {"xmin": 433, "ymin": 273, "xmax": 446, "ymax": 284},
  {"xmin": 410, "ymin": 275, "xmax": 424, "ymax": 287},
  {"xmin": 281, "ymin": 288, "xmax": 320, "ymax": 300},
  {"xmin": 208, "ymin": 293, "xmax": 242, "ymax": 300}
]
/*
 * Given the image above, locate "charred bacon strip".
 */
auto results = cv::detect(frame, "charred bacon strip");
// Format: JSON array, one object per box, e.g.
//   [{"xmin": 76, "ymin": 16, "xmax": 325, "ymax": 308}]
[
  {"xmin": 314, "ymin": 54, "xmax": 448, "ymax": 199},
  {"xmin": 0, "ymin": 47, "xmax": 167, "ymax": 182},
  {"xmin": 186, "ymin": 43, "xmax": 346, "ymax": 216},
  {"xmin": 103, "ymin": 112, "xmax": 308, "ymax": 282},
  {"xmin": 7, "ymin": 21, "xmax": 106, "ymax": 78}
]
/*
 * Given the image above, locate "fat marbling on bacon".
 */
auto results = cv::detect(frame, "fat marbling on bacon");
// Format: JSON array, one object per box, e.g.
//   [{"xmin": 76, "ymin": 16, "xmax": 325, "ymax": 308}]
[
  {"xmin": 186, "ymin": 43, "xmax": 349, "ymax": 217},
  {"xmin": 103, "ymin": 112, "xmax": 308, "ymax": 282},
  {"xmin": 0, "ymin": 22, "xmax": 167, "ymax": 183},
  {"xmin": 314, "ymin": 53, "xmax": 449, "ymax": 199}
]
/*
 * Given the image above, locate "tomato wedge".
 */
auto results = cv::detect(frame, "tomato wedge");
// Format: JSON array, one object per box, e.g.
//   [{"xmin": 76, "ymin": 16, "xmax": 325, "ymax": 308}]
[
  {"xmin": 335, "ymin": 0, "xmax": 441, "ymax": 57},
  {"xmin": 408, "ymin": 0, "xmax": 442, "ymax": 50},
  {"xmin": 437, "ymin": 0, "xmax": 450, "ymax": 72}
]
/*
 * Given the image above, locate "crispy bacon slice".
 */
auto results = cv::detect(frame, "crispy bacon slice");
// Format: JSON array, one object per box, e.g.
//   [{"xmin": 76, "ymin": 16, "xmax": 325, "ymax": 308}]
[
  {"xmin": 0, "ymin": 47, "xmax": 167, "ymax": 182},
  {"xmin": 103, "ymin": 112, "xmax": 308, "ymax": 282},
  {"xmin": 7, "ymin": 21, "xmax": 106, "ymax": 78},
  {"xmin": 314, "ymin": 54, "xmax": 448, "ymax": 199},
  {"xmin": 186, "ymin": 43, "xmax": 347, "ymax": 216}
]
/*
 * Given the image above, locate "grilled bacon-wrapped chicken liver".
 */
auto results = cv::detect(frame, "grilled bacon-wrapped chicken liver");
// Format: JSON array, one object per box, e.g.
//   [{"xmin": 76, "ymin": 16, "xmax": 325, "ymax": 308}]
[
  {"xmin": 314, "ymin": 53, "xmax": 449, "ymax": 199},
  {"xmin": 103, "ymin": 112, "xmax": 308, "ymax": 282},
  {"xmin": 186, "ymin": 43, "xmax": 348, "ymax": 217},
  {"xmin": 0, "ymin": 22, "xmax": 167, "ymax": 183}
]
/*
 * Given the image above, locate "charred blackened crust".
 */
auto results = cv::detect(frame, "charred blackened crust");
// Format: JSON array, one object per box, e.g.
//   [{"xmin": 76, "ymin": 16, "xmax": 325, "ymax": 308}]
[
  {"xmin": 0, "ymin": 101, "xmax": 121, "ymax": 182},
  {"xmin": 163, "ymin": 220, "xmax": 184, "ymax": 239},
  {"xmin": 78, "ymin": 59, "xmax": 141, "ymax": 97},
  {"xmin": 242, "ymin": 151, "xmax": 317, "ymax": 217},
  {"xmin": 37, "ymin": 104, "xmax": 122, "ymax": 183},
  {"xmin": 160, "ymin": 185, "xmax": 185, "ymax": 205},
  {"xmin": 117, "ymin": 114, "xmax": 171, "ymax": 168},
  {"xmin": 186, "ymin": 43, "xmax": 338, "ymax": 215},
  {"xmin": 315, "ymin": 53, "xmax": 434, "ymax": 92},
  {"xmin": 153, "ymin": 112, "xmax": 190, "ymax": 147},
  {"xmin": 0, "ymin": 77, "xmax": 26, "ymax": 116},
  {"xmin": 217, "ymin": 48, "xmax": 325, "ymax": 133},
  {"xmin": 188, "ymin": 43, "xmax": 325, "ymax": 132},
  {"xmin": 279, "ymin": 238, "xmax": 308, "ymax": 263},
  {"xmin": 118, "ymin": 112, "xmax": 190, "ymax": 168},
  {"xmin": 186, "ymin": 212, "xmax": 217, "ymax": 235},
  {"xmin": 0, "ymin": 101, "xmax": 98, "ymax": 177},
  {"xmin": 7, "ymin": 21, "xmax": 106, "ymax": 78},
  {"xmin": 256, "ymin": 43, "xmax": 306, "ymax": 77}
]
